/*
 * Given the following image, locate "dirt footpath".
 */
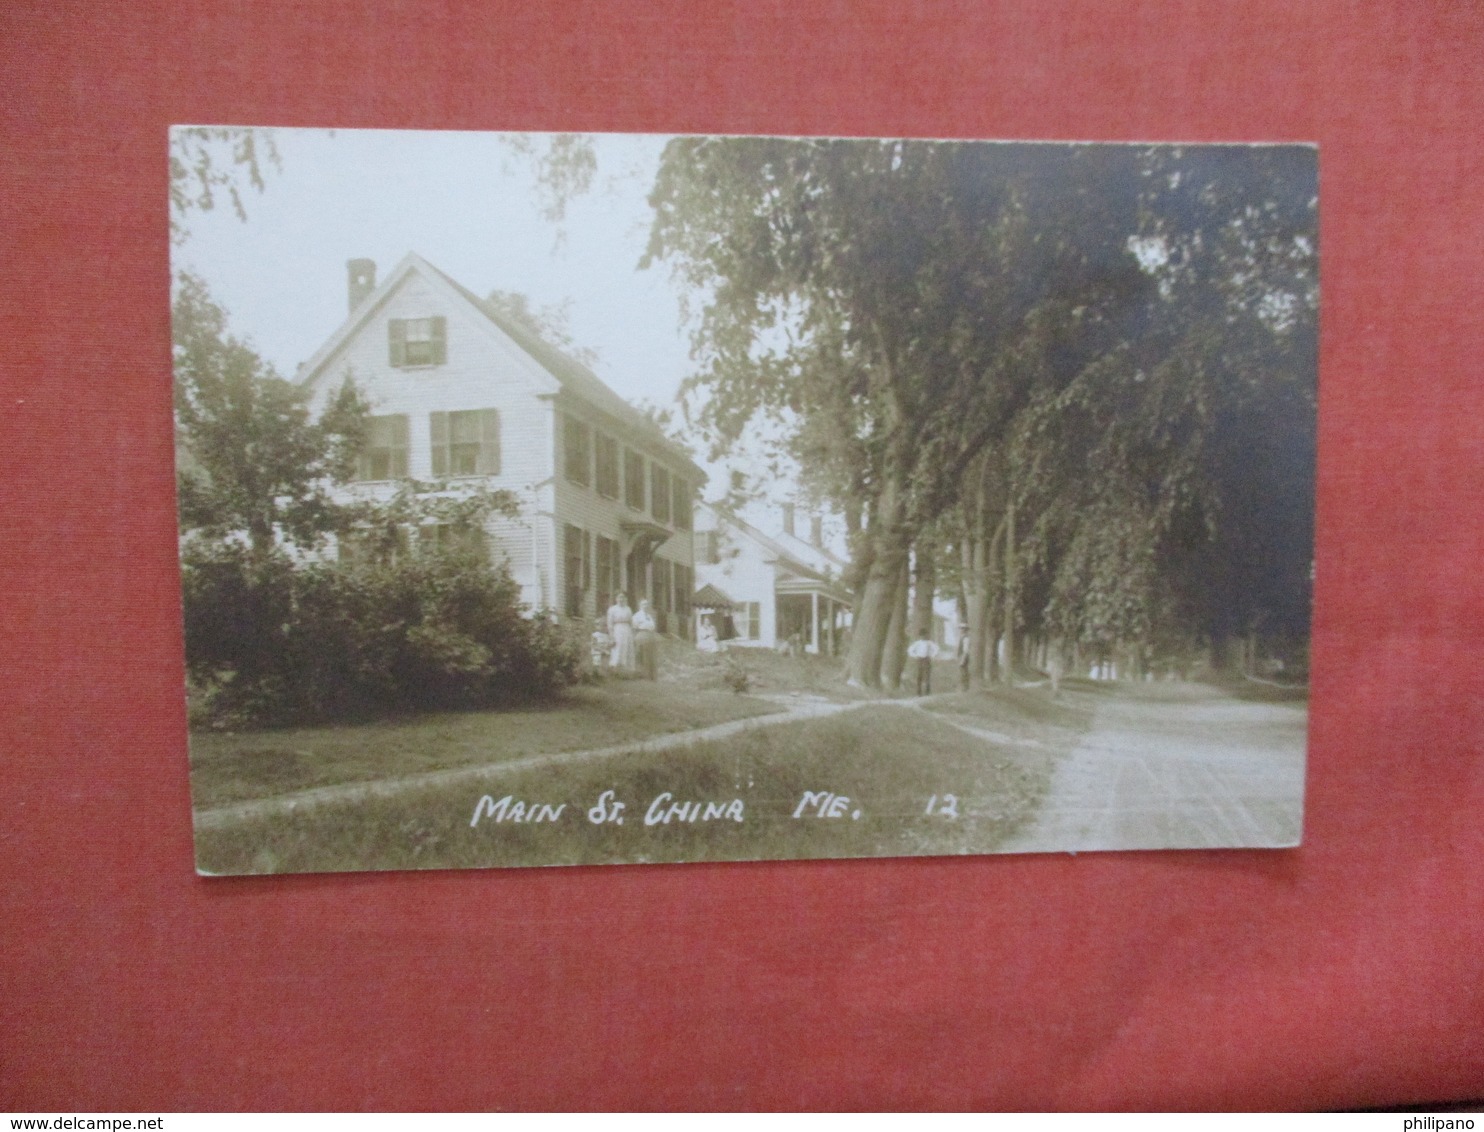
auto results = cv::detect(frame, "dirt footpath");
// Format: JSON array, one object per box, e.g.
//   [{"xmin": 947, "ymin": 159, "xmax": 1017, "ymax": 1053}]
[{"xmin": 1001, "ymin": 683, "xmax": 1307, "ymax": 853}]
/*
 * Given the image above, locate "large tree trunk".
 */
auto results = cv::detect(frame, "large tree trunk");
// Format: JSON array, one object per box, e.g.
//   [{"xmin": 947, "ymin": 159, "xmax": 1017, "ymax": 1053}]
[
  {"xmin": 882, "ymin": 557, "xmax": 911, "ymax": 689},
  {"xmin": 1001, "ymin": 498, "xmax": 1017, "ymax": 686},
  {"xmin": 957, "ymin": 499, "xmax": 1003, "ymax": 691},
  {"xmin": 979, "ymin": 513, "xmax": 1006, "ymax": 688},
  {"xmin": 960, "ymin": 536, "xmax": 983, "ymax": 680},
  {"xmin": 910, "ymin": 539, "xmax": 937, "ymax": 638},
  {"xmin": 844, "ymin": 479, "xmax": 910, "ymax": 688},
  {"xmin": 843, "ymin": 497, "xmax": 871, "ymax": 612}
]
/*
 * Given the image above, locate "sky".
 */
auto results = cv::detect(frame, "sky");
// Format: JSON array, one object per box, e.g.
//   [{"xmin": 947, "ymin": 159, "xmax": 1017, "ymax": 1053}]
[{"xmin": 173, "ymin": 127, "xmax": 697, "ymax": 423}]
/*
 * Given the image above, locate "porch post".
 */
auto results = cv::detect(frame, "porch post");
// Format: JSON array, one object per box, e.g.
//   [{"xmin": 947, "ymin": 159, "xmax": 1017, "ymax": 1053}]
[{"xmin": 810, "ymin": 591, "xmax": 820, "ymax": 654}]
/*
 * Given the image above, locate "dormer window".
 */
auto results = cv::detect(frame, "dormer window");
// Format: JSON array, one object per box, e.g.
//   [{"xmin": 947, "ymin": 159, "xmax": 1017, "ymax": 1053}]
[{"xmin": 389, "ymin": 316, "xmax": 447, "ymax": 367}]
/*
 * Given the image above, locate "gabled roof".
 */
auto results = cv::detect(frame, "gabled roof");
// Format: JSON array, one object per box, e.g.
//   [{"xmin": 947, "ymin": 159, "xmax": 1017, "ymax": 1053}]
[
  {"xmin": 701, "ymin": 504, "xmax": 849, "ymax": 592},
  {"xmin": 773, "ymin": 526, "xmax": 849, "ymax": 572},
  {"xmin": 299, "ymin": 252, "xmax": 704, "ymax": 480}
]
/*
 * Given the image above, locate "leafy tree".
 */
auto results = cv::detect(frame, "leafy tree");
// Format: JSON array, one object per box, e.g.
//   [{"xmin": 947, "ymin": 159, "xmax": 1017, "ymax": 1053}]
[
  {"xmin": 169, "ymin": 126, "xmax": 280, "ymax": 244},
  {"xmin": 1010, "ymin": 146, "xmax": 1318, "ymax": 674},
  {"xmin": 644, "ymin": 138, "xmax": 1316, "ymax": 688},
  {"xmin": 498, "ymin": 133, "xmax": 598, "ymax": 225},
  {"xmin": 173, "ymin": 272, "xmax": 371, "ymax": 557},
  {"xmin": 644, "ymin": 139, "xmax": 1146, "ymax": 685},
  {"xmin": 484, "ymin": 288, "xmax": 600, "ymax": 367}
]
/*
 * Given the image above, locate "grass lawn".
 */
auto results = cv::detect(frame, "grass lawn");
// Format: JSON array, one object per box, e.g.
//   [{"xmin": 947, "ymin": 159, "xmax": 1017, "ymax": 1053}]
[
  {"xmin": 659, "ymin": 638, "xmax": 865, "ymax": 703},
  {"xmin": 194, "ymin": 694, "xmax": 1086, "ymax": 876},
  {"xmin": 189, "ymin": 679, "xmax": 783, "ymax": 809},
  {"xmin": 1226, "ymin": 677, "xmax": 1310, "ymax": 704},
  {"xmin": 923, "ymin": 682, "xmax": 1096, "ymax": 745}
]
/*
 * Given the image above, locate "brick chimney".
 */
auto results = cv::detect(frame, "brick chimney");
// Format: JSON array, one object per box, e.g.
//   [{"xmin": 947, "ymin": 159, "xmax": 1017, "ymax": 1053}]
[
  {"xmin": 810, "ymin": 515, "xmax": 823, "ymax": 547},
  {"xmin": 781, "ymin": 502, "xmax": 795, "ymax": 538},
  {"xmin": 347, "ymin": 258, "xmax": 376, "ymax": 312}
]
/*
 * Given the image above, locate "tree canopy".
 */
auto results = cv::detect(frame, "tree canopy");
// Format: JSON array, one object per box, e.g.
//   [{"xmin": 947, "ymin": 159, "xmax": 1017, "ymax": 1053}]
[{"xmin": 643, "ymin": 137, "xmax": 1317, "ymax": 685}]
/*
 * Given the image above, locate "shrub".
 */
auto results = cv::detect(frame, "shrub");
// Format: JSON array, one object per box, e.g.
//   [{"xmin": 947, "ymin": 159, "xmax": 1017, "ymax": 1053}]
[
  {"xmin": 181, "ymin": 541, "xmax": 582, "ymax": 727},
  {"xmin": 721, "ymin": 652, "xmax": 753, "ymax": 695}
]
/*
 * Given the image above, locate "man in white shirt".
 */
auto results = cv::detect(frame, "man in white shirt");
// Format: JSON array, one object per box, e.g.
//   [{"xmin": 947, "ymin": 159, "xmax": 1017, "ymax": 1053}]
[{"xmin": 907, "ymin": 629, "xmax": 940, "ymax": 696}]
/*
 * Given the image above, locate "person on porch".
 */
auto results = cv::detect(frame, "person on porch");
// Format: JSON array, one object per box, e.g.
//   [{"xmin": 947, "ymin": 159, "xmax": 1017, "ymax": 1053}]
[{"xmin": 696, "ymin": 616, "xmax": 720, "ymax": 653}]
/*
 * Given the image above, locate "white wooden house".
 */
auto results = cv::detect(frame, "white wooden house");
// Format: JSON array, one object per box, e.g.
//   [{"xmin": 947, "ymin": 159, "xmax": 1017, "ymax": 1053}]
[
  {"xmin": 693, "ymin": 503, "xmax": 852, "ymax": 654},
  {"xmin": 298, "ymin": 254, "xmax": 705, "ymax": 636}
]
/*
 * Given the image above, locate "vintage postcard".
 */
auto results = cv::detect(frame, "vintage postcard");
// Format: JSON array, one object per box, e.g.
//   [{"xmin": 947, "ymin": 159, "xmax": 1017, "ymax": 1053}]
[{"xmin": 171, "ymin": 128, "xmax": 1316, "ymax": 874}]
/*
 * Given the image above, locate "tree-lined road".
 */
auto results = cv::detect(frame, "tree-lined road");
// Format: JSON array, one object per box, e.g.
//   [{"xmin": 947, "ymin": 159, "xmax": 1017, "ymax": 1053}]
[{"xmin": 1002, "ymin": 684, "xmax": 1307, "ymax": 853}]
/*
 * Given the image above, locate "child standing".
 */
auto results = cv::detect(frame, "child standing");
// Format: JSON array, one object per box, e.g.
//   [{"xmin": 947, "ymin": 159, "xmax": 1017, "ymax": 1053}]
[{"xmin": 590, "ymin": 627, "xmax": 613, "ymax": 675}]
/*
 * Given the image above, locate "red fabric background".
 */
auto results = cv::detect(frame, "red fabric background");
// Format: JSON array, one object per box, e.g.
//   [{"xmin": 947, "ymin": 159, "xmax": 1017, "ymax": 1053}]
[{"xmin": 2, "ymin": 0, "xmax": 1481, "ymax": 1111}]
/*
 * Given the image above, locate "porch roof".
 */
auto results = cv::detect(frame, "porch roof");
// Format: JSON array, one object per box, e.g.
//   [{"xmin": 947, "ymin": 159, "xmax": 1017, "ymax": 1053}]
[
  {"xmin": 775, "ymin": 575, "xmax": 853, "ymax": 605},
  {"xmin": 693, "ymin": 582, "xmax": 736, "ymax": 610}
]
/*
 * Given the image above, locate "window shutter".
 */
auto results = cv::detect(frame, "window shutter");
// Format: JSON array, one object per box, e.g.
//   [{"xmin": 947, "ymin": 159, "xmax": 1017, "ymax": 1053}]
[
  {"xmin": 478, "ymin": 409, "xmax": 500, "ymax": 475},
  {"xmin": 430, "ymin": 316, "xmax": 447, "ymax": 365},
  {"xmin": 389, "ymin": 319, "xmax": 407, "ymax": 367},
  {"xmin": 430, "ymin": 412, "xmax": 449, "ymax": 477},
  {"xmin": 391, "ymin": 414, "xmax": 410, "ymax": 478},
  {"xmin": 651, "ymin": 465, "xmax": 670, "ymax": 523}
]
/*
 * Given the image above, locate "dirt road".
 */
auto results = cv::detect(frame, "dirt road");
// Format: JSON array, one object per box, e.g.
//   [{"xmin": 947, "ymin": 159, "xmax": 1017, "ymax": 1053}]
[{"xmin": 1001, "ymin": 683, "xmax": 1307, "ymax": 853}]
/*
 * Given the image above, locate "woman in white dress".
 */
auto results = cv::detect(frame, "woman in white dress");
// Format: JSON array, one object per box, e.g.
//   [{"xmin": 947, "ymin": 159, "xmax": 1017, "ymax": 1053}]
[{"xmin": 606, "ymin": 593, "xmax": 635, "ymax": 672}]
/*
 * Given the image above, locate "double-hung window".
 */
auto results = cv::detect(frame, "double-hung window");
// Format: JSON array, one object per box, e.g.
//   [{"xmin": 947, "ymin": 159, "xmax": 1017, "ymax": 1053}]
[
  {"xmin": 595, "ymin": 433, "xmax": 620, "ymax": 499},
  {"xmin": 431, "ymin": 409, "xmax": 500, "ymax": 477},
  {"xmin": 745, "ymin": 602, "xmax": 762, "ymax": 641},
  {"xmin": 419, "ymin": 522, "xmax": 486, "ymax": 560},
  {"xmin": 388, "ymin": 317, "xmax": 447, "ymax": 367},
  {"xmin": 355, "ymin": 414, "xmax": 409, "ymax": 481},
  {"xmin": 563, "ymin": 415, "xmax": 592, "ymax": 486}
]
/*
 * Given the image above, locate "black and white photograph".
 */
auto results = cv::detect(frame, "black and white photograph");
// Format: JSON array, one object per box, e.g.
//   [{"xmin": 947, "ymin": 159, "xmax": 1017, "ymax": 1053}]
[{"xmin": 171, "ymin": 128, "xmax": 1317, "ymax": 875}]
